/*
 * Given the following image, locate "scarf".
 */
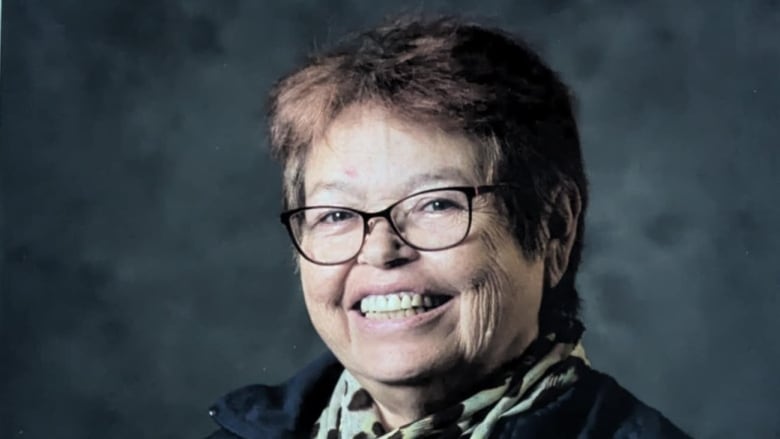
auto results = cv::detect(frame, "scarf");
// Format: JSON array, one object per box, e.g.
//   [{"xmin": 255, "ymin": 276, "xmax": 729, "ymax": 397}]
[{"xmin": 311, "ymin": 321, "xmax": 587, "ymax": 439}]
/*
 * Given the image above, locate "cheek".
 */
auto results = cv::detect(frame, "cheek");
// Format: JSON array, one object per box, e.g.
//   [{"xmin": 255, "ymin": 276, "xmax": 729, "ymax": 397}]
[
  {"xmin": 299, "ymin": 261, "xmax": 353, "ymax": 348},
  {"xmin": 299, "ymin": 261, "xmax": 348, "ymax": 308},
  {"xmin": 456, "ymin": 226, "xmax": 543, "ymax": 362},
  {"xmin": 457, "ymin": 265, "xmax": 506, "ymax": 362}
]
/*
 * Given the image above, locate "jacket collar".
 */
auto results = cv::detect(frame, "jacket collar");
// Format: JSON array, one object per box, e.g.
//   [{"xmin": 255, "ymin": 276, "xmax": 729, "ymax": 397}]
[{"xmin": 209, "ymin": 351, "xmax": 343, "ymax": 439}]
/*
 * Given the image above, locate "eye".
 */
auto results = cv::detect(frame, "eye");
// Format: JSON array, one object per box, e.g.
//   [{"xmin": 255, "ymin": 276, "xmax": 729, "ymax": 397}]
[
  {"xmin": 421, "ymin": 198, "xmax": 463, "ymax": 212},
  {"xmin": 317, "ymin": 209, "xmax": 356, "ymax": 224}
]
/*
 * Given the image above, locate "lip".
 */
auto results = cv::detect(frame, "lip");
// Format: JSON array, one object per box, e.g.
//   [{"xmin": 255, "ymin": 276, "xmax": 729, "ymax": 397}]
[{"xmin": 348, "ymin": 295, "xmax": 455, "ymax": 335}]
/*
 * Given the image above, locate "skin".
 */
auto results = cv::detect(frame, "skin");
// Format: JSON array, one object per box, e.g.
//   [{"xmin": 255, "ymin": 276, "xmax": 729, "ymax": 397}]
[{"xmin": 299, "ymin": 105, "xmax": 579, "ymax": 429}]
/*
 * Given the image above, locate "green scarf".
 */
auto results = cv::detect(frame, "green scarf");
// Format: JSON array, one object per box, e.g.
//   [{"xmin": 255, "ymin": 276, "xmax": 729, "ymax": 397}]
[{"xmin": 312, "ymin": 325, "xmax": 588, "ymax": 439}]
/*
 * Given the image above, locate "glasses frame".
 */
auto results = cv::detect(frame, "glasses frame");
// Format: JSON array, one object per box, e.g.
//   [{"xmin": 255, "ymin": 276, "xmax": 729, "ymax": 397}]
[{"xmin": 279, "ymin": 185, "xmax": 504, "ymax": 266}]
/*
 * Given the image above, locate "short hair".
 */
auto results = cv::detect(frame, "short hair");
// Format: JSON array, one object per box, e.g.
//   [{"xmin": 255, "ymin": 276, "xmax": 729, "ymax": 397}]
[{"xmin": 267, "ymin": 16, "xmax": 588, "ymax": 331}]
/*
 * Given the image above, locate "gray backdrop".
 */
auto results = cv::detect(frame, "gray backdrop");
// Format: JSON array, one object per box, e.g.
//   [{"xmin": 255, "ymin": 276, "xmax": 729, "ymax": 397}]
[{"xmin": 1, "ymin": 1, "xmax": 778, "ymax": 438}]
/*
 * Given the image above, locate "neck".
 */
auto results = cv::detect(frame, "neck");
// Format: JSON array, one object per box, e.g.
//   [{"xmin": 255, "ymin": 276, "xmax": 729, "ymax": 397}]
[
  {"xmin": 348, "ymin": 327, "xmax": 543, "ymax": 430},
  {"xmin": 357, "ymin": 364, "xmax": 485, "ymax": 430}
]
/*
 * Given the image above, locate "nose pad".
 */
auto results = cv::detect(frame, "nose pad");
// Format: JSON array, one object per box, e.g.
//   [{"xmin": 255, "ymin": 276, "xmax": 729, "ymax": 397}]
[
  {"xmin": 357, "ymin": 218, "xmax": 414, "ymax": 267},
  {"xmin": 364, "ymin": 218, "xmax": 403, "ymax": 248},
  {"xmin": 365, "ymin": 217, "xmax": 394, "ymax": 236}
]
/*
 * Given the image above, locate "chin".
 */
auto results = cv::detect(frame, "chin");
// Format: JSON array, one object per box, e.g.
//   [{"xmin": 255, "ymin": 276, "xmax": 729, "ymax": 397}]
[
  {"xmin": 349, "ymin": 339, "xmax": 461, "ymax": 386},
  {"xmin": 359, "ymin": 361, "xmax": 441, "ymax": 387}
]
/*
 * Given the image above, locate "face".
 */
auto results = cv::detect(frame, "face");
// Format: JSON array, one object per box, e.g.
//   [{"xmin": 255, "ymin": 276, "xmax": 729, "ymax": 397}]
[{"xmin": 299, "ymin": 105, "xmax": 545, "ymax": 388}]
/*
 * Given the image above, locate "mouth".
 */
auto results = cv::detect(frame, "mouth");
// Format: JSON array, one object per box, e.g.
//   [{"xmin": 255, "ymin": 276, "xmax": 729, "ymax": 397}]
[{"xmin": 351, "ymin": 292, "xmax": 453, "ymax": 320}]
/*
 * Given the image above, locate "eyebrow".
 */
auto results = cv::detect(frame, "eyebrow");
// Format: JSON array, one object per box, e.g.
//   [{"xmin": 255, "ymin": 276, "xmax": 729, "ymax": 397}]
[
  {"xmin": 307, "ymin": 166, "xmax": 473, "ymax": 198},
  {"xmin": 402, "ymin": 167, "xmax": 473, "ymax": 192}
]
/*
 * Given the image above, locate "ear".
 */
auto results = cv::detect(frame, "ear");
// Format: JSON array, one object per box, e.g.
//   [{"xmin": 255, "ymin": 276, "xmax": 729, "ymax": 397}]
[{"xmin": 544, "ymin": 183, "xmax": 582, "ymax": 288}]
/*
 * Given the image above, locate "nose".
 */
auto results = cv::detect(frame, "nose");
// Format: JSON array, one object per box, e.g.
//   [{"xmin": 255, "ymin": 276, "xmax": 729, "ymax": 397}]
[{"xmin": 356, "ymin": 218, "xmax": 418, "ymax": 268}]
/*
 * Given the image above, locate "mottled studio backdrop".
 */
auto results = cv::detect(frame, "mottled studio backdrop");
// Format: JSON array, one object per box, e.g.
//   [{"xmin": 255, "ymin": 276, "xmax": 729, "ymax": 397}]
[{"xmin": 1, "ymin": 0, "xmax": 778, "ymax": 438}]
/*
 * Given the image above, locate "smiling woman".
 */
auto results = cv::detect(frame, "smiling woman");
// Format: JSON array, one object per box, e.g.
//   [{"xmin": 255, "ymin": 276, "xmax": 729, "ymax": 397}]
[{"xmin": 204, "ymin": 16, "xmax": 690, "ymax": 439}]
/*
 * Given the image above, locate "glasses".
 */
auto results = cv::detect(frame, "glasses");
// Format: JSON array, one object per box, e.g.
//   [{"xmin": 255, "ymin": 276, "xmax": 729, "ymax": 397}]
[{"xmin": 279, "ymin": 185, "xmax": 503, "ymax": 265}]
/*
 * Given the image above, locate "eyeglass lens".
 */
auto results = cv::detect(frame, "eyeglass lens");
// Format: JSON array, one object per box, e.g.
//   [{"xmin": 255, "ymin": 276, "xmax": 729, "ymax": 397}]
[{"xmin": 289, "ymin": 189, "xmax": 472, "ymax": 264}]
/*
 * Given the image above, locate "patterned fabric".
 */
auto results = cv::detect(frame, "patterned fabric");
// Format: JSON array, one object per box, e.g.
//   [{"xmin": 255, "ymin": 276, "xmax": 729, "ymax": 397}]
[{"xmin": 311, "ymin": 327, "xmax": 588, "ymax": 439}]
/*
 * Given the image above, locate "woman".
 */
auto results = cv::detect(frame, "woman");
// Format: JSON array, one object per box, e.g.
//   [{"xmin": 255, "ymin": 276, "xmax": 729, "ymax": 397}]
[{"xmin": 205, "ymin": 16, "xmax": 690, "ymax": 439}]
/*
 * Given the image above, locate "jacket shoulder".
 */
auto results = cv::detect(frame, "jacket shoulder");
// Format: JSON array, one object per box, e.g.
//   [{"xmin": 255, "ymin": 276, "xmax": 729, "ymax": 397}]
[
  {"xmin": 202, "ymin": 429, "xmax": 241, "ymax": 439},
  {"xmin": 491, "ymin": 364, "xmax": 691, "ymax": 438},
  {"xmin": 205, "ymin": 351, "xmax": 342, "ymax": 439},
  {"xmin": 584, "ymin": 370, "xmax": 691, "ymax": 438}
]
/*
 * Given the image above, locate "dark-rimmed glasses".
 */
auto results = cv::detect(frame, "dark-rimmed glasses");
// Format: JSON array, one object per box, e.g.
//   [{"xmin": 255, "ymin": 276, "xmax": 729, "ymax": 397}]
[{"xmin": 279, "ymin": 185, "xmax": 504, "ymax": 265}]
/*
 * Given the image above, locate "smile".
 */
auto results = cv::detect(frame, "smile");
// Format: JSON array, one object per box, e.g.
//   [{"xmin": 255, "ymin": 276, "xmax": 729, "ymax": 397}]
[{"xmin": 354, "ymin": 292, "xmax": 453, "ymax": 320}]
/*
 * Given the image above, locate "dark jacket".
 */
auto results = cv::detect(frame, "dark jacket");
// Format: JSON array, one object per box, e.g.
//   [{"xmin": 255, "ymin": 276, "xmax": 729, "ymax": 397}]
[{"xmin": 204, "ymin": 352, "xmax": 691, "ymax": 439}]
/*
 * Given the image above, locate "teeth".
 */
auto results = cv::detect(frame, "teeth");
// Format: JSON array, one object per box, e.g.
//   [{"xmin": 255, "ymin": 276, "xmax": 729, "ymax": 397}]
[
  {"xmin": 387, "ymin": 295, "xmax": 400, "ymax": 310},
  {"xmin": 359, "ymin": 292, "xmax": 445, "ymax": 313},
  {"xmin": 364, "ymin": 307, "xmax": 427, "ymax": 320}
]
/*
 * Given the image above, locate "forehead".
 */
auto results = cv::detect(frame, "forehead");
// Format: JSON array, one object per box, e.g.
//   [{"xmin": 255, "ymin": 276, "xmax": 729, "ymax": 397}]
[{"xmin": 303, "ymin": 106, "xmax": 481, "ymax": 199}]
